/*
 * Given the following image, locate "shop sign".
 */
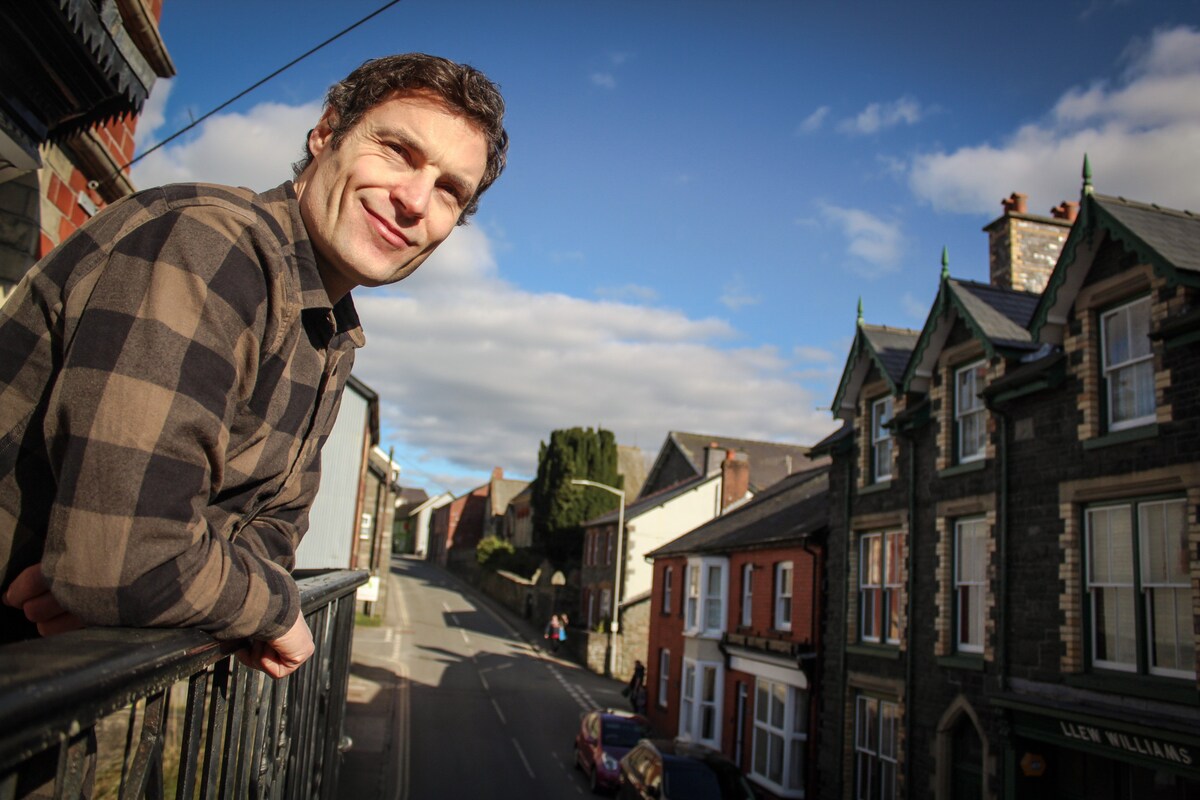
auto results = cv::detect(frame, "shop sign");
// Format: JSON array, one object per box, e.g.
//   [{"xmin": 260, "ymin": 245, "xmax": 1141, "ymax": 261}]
[{"xmin": 1056, "ymin": 720, "xmax": 1194, "ymax": 768}]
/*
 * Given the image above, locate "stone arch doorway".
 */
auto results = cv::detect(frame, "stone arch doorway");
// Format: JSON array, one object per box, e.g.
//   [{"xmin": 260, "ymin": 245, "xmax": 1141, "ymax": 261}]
[{"xmin": 935, "ymin": 695, "xmax": 991, "ymax": 800}]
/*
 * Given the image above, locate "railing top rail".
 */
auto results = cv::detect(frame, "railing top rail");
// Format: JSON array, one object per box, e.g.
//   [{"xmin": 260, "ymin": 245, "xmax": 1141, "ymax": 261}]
[{"xmin": 0, "ymin": 569, "xmax": 367, "ymax": 772}]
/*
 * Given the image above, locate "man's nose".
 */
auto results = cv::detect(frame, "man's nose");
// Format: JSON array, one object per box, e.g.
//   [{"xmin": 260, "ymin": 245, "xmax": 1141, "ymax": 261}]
[{"xmin": 391, "ymin": 174, "xmax": 432, "ymax": 219}]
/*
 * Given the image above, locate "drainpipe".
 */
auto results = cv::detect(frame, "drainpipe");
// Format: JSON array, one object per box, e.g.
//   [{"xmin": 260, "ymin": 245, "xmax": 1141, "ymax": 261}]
[
  {"xmin": 902, "ymin": 423, "xmax": 918, "ymax": 798},
  {"xmin": 986, "ymin": 402, "xmax": 1010, "ymax": 693},
  {"xmin": 802, "ymin": 538, "xmax": 823, "ymax": 800},
  {"xmin": 838, "ymin": 453, "xmax": 853, "ymax": 800}
]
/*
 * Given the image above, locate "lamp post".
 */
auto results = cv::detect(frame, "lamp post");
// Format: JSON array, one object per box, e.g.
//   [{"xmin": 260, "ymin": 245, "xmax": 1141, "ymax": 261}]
[{"xmin": 571, "ymin": 478, "xmax": 625, "ymax": 677}]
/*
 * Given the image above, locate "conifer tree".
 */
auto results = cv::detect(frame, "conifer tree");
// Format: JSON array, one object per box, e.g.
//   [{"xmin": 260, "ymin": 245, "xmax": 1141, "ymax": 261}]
[{"xmin": 531, "ymin": 427, "xmax": 622, "ymax": 564}]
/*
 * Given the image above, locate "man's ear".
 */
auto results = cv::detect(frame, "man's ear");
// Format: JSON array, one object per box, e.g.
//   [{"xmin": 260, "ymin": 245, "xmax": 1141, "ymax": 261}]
[{"xmin": 308, "ymin": 109, "xmax": 337, "ymax": 157}]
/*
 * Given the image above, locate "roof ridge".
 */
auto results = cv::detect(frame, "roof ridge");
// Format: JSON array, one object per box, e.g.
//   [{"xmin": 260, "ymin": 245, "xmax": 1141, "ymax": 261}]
[{"xmin": 1097, "ymin": 192, "xmax": 1198, "ymax": 219}]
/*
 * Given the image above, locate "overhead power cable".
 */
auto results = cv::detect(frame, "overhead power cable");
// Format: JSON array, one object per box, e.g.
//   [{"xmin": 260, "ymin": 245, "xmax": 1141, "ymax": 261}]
[{"xmin": 90, "ymin": 0, "xmax": 403, "ymax": 190}]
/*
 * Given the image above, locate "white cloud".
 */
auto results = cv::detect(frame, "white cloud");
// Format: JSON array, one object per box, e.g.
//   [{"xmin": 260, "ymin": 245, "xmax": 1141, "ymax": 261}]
[
  {"xmin": 131, "ymin": 100, "xmax": 321, "ymax": 191},
  {"xmin": 793, "ymin": 345, "xmax": 836, "ymax": 363},
  {"xmin": 353, "ymin": 227, "xmax": 836, "ymax": 483},
  {"xmin": 909, "ymin": 25, "xmax": 1200, "ymax": 215},
  {"xmin": 591, "ymin": 72, "xmax": 617, "ymax": 89},
  {"xmin": 134, "ymin": 78, "xmax": 172, "ymax": 149},
  {"xmin": 820, "ymin": 203, "xmax": 905, "ymax": 275},
  {"xmin": 838, "ymin": 97, "xmax": 923, "ymax": 135},
  {"xmin": 719, "ymin": 275, "xmax": 760, "ymax": 311},
  {"xmin": 797, "ymin": 106, "xmax": 830, "ymax": 134},
  {"xmin": 901, "ymin": 291, "xmax": 930, "ymax": 321}
]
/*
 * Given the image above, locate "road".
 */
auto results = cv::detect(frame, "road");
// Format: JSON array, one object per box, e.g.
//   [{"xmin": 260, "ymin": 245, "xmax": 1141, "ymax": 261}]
[{"xmin": 344, "ymin": 556, "xmax": 630, "ymax": 799}]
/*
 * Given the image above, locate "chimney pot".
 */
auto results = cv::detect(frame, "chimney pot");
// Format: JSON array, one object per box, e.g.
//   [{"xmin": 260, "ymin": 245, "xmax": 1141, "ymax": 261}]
[
  {"xmin": 1001, "ymin": 192, "xmax": 1028, "ymax": 215},
  {"xmin": 1051, "ymin": 201, "xmax": 1079, "ymax": 223}
]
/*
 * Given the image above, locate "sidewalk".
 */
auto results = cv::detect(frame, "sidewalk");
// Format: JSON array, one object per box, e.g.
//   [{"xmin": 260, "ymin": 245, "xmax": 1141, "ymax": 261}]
[{"xmin": 334, "ymin": 558, "xmax": 586, "ymax": 800}]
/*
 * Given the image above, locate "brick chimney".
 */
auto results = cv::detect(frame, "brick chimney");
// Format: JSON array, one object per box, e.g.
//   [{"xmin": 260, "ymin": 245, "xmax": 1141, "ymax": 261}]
[
  {"xmin": 983, "ymin": 192, "xmax": 1072, "ymax": 294},
  {"xmin": 720, "ymin": 450, "xmax": 750, "ymax": 510},
  {"xmin": 491, "ymin": 466, "xmax": 504, "ymax": 481}
]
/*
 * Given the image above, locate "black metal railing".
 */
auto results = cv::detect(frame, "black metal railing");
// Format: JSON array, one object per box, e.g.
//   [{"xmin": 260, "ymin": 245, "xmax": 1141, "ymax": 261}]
[{"xmin": 0, "ymin": 569, "xmax": 367, "ymax": 800}]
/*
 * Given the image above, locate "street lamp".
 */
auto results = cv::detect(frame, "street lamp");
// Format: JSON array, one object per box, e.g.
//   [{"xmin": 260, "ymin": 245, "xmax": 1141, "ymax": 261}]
[{"xmin": 571, "ymin": 478, "xmax": 625, "ymax": 677}]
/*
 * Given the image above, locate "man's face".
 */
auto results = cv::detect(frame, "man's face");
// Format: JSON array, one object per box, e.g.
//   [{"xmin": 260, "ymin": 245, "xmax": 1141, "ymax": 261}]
[{"xmin": 296, "ymin": 91, "xmax": 489, "ymax": 301}]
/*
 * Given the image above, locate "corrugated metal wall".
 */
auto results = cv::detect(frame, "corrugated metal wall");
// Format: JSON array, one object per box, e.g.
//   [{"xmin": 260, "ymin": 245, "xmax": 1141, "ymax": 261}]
[{"xmin": 295, "ymin": 386, "xmax": 369, "ymax": 569}]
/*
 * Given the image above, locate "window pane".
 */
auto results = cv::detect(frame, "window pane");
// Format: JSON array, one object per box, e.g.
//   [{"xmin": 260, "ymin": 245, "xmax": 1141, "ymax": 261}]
[
  {"xmin": 771, "ymin": 681, "xmax": 786, "ymax": 728},
  {"xmin": 1140, "ymin": 501, "xmax": 1187, "ymax": 585},
  {"xmin": 753, "ymin": 729, "xmax": 767, "ymax": 775},
  {"xmin": 788, "ymin": 738, "xmax": 805, "ymax": 790},
  {"xmin": 792, "ymin": 690, "xmax": 809, "ymax": 734},
  {"xmin": 1128, "ymin": 299, "xmax": 1152, "ymax": 359},
  {"xmin": 769, "ymin": 731, "xmax": 784, "ymax": 782},
  {"xmin": 1104, "ymin": 306, "xmax": 1130, "ymax": 366},
  {"xmin": 1149, "ymin": 587, "xmax": 1193, "ymax": 674},
  {"xmin": 880, "ymin": 702, "xmax": 897, "ymax": 759},
  {"xmin": 756, "ymin": 683, "xmax": 769, "ymax": 723},
  {"xmin": 1094, "ymin": 586, "xmax": 1137, "ymax": 667}
]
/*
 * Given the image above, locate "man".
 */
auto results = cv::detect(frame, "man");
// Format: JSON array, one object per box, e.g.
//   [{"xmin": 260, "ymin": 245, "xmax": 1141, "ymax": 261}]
[{"xmin": 0, "ymin": 53, "xmax": 508, "ymax": 678}]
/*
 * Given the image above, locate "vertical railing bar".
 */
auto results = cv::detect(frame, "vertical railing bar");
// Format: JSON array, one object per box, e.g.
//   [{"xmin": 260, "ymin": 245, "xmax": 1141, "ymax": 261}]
[
  {"xmin": 233, "ymin": 667, "xmax": 261, "ymax": 799},
  {"xmin": 248, "ymin": 672, "xmax": 272, "ymax": 800},
  {"xmin": 0, "ymin": 771, "xmax": 16, "ymax": 800},
  {"xmin": 118, "ymin": 699, "xmax": 141, "ymax": 794},
  {"xmin": 265, "ymin": 677, "xmax": 288, "ymax": 800},
  {"xmin": 199, "ymin": 659, "xmax": 231, "ymax": 800},
  {"xmin": 217, "ymin": 661, "xmax": 247, "ymax": 800},
  {"xmin": 312, "ymin": 602, "xmax": 338, "ymax": 800},
  {"xmin": 176, "ymin": 669, "xmax": 210, "ymax": 800},
  {"xmin": 53, "ymin": 731, "xmax": 89, "ymax": 800},
  {"xmin": 298, "ymin": 606, "xmax": 329, "ymax": 799},
  {"xmin": 322, "ymin": 595, "xmax": 356, "ymax": 800},
  {"xmin": 120, "ymin": 689, "xmax": 167, "ymax": 800}
]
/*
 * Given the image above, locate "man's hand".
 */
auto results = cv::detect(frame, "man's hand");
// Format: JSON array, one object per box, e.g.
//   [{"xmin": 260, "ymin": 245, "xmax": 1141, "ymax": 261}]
[
  {"xmin": 2, "ymin": 563, "xmax": 85, "ymax": 636},
  {"xmin": 235, "ymin": 614, "xmax": 314, "ymax": 679}
]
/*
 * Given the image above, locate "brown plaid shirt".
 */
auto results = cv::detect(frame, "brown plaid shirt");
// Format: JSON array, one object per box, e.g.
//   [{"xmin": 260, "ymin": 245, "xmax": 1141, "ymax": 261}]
[{"xmin": 0, "ymin": 181, "xmax": 363, "ymax": 644}]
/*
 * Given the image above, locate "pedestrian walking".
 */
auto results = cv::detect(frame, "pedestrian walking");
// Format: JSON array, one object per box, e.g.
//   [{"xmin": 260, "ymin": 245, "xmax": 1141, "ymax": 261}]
[
  {"xmin": 544, "ymin": 613, "xmax": 562, "ymax": 652},
  {"xmin": 624, "ymin": 660, "xmax": 645, "ymax": 712}
]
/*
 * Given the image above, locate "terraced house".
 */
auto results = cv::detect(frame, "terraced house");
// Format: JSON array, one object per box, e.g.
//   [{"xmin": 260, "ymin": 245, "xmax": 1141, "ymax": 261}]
[{"xmin": 813, "ymin": 164, "xmax": 1200, "ymax": 800}]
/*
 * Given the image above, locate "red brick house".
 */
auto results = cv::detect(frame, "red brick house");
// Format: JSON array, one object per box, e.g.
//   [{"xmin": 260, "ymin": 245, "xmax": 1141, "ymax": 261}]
[{"xmin": 644, "ymin": 464, "xmax": 829, "ymax": 799}]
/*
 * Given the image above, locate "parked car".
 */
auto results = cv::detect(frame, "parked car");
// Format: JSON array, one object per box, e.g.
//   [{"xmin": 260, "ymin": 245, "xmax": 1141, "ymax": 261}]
[
  {"xmin": 574, "ymin": 709, "xmax": 651, "ymax": 793},
  {"xmin": 617, "ymin": 739, "xmax": 758, "ymax": 800}
]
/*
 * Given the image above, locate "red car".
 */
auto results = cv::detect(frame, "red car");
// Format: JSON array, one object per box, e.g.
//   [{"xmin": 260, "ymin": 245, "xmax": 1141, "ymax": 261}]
[{"xmin": 575, "ymin": 709, "xmax": 651, "ymax": 793}]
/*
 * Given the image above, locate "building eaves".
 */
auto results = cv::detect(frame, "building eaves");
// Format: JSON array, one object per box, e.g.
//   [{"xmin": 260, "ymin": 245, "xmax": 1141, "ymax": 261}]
[
  {"xmin": 648, "ymin": 468, "xmax": 829, "ymax": 558},
  {"xmin": 583, "ymin": 473, "xmax": 715, "ymax": 527}
]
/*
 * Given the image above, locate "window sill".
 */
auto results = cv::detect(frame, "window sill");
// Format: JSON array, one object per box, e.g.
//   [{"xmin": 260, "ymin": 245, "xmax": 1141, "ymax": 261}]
[
  {"xmin": 1081, "ymin": 423, "xmax": 1159, "ymax": 451},
  {"xmin": 937, "ymin": 460, "xmax": 987, "ymax": 478},
  {"xmin": 937, "ymin": 654, "xmax": 985, "ymax": 672},
  {"xmin": 1064, "ymin": 672, "xmax": 1198, "ymax": 705},
  {"xmin": 748, "ymin": 774, "xmax": 804, "ymax": 799},
  {"xmin": 858, "ymin": 480, "xmax": 892, "ymax": 496},
  {"xmin": 846, "ymin": 644, "xmax": 902, "ymax": 660}
]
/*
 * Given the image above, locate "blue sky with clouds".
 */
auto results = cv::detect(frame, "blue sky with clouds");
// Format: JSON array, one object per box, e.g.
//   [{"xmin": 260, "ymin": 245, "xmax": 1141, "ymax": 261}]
[{"xmin": 133, "ymin": 0, "xmax": 1200, "ymax": 494}]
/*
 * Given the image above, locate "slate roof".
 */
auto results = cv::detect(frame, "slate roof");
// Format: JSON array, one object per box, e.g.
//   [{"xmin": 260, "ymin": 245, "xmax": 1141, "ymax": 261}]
[
  {"xmin": 1097, "ymin": 193, "xmax": 1200, "ymax": 274},
  {"xmin": 658, "ymin": 432, "xmax": 817, "ymax": 492},
  {"xmin": 949, "ymin": 279, "xmax": 1040, "ymax": 351},
  {"xmin": 648, "ymin": 467, "xmax": 829, "ymax": 558},
  {"xmin": 809, "ymin": 423, "xmax": 851, "ymax": 457},
  {"xmin": 860, "ymin": 324, "xmax": 921, "ymax": 386}
]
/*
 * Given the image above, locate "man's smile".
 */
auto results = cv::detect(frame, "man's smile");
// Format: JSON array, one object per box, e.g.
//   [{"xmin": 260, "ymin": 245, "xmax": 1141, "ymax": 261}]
[{"xmin": 363, "ymin": 203, "xmax": 413, "ymax": 249}]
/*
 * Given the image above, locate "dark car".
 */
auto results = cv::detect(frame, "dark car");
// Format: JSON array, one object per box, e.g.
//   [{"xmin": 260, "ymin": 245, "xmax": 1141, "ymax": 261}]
[
  {"xmin": 574, "ymin": 709, "xmax": 652, "ymax": 793},
  {"xmin": 617, "ymin": 739, "xmax": 758, "ymax": 800}
]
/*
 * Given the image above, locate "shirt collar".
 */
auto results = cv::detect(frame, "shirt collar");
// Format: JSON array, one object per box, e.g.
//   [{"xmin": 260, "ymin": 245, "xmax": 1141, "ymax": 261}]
[{"xmin": 268, "ymin": 181, "xmax": 365, "ymax": 349}]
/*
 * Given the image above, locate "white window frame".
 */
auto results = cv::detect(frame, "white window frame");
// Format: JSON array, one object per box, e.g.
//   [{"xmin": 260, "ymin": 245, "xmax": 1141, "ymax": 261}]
[
  {"xmin": 859, "ymin": 532, "xmax": 903, "ymax": 645},
  {"xmin": 954, "ymin": 518, "xmax": 987, "ymax": 654},
  {"xmin": 685, "ymin": 557, "xmax": 729, "ymax": 637},
  {"xmin": 1101, "ymin": 296, "xmax": 1155, "ymax": 432},
  {"xmin": 955, "ymin": 360, "xmax": 987, "ymax": 463},
  {"xmin": 751, "ymin": 677, "xmax": 808, "ymax": 798},
  {"xmin": 775, "ymin": 562, "xmax": 793, "ymax": 631},
  {"xmin": 741, "ymin": 564, "xmax": 753, "ymax": 627},
  {"xmin": 679, "ymin": 658, "xmax": 723, "ymax": 749},
  {"xmin": 662, "ymin": 566, "xmax": 673, "ymax": 614},
  {"xmin": 1086, "ymin": 498, "xmax": 1194, "ymax": 679},
  {"xmin": 685, "ymin": 564, "xmax": 700, "ymax": 629},
  {"xmin": 658, "ymin": 649, "xmax": 670, "ymax": 708},
  {"xmin": 854, "ymin": 695, "xmax": 898, "ymax": 800},
  {"xmin": 871, "ymin": 397, "xmax": 893, "ymax": 482}
]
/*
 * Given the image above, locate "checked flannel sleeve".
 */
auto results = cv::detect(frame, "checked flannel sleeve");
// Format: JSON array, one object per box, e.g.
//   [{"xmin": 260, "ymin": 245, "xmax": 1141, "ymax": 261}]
[{"xmin": 29, "ymin": 189, "xmax": 324, "ymax": 643}]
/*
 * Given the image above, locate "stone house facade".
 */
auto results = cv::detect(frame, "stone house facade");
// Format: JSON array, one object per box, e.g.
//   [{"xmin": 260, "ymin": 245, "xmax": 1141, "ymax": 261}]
[{"xmin": 813, "ymin": 171, "xmax": 1200, "ymax": 800}]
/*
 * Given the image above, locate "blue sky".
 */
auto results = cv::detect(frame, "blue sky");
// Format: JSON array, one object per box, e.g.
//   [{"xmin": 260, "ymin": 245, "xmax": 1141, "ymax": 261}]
[{"xmin": 133, "ymin": 0, "xmax": 1200, "ymax": 494}]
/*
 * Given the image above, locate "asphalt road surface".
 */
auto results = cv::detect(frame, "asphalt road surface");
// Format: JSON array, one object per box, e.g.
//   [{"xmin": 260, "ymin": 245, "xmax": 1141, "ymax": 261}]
[{"xmin": 351, "ymin": 556, "xmax": 630, "ymax": 799}]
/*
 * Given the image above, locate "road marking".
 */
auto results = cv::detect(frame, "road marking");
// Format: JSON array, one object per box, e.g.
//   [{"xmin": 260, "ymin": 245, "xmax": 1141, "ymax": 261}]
[
  {"xmin": 478, "ymin": 670, "xmax": 490, "ymax": 690},
  {"xmin": 491, "ymin": 698, "xmax": 506, "ymax": 725},
  {"xmin": 395, "ymin": 662, "xmax": 410, "ymax": 800},
  {"xmin": 459, "ymin": 628, "xmax": 470, "ymax": 644},
  {"xmin": 511, "ymin": 738, "xmax": 535, "ymax": 779}
]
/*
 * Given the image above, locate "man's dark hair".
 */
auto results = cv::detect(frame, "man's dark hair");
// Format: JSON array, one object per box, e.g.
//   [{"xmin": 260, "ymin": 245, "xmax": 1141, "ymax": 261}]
[{"xmin": 295, "ymin": 53, "xmax": 508, "ymax": 222}]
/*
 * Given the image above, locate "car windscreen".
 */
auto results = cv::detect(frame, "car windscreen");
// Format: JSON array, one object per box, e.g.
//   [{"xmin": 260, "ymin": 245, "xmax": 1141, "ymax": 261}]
[
  {"xmin": 601, "ymin": 719, "xmax": 649, "ymax": 748},
  {"xmin": 663, "ymin": 762, "xmax": 722, "ymax": 800}
]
